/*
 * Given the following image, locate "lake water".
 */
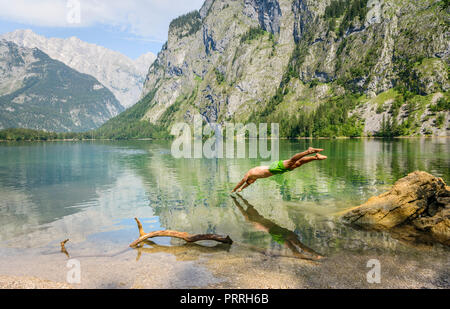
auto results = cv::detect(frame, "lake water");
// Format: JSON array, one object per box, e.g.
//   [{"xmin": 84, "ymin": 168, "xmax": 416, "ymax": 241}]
[{"xmin": 0, "ymin": 138, "xmax": 449, "ymax": 288}]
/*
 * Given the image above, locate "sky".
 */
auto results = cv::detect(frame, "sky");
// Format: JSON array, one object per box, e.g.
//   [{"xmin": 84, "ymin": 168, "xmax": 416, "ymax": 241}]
[{"xmin": 0, "ymin": 0, "xmax": 205, "ymax": 59}]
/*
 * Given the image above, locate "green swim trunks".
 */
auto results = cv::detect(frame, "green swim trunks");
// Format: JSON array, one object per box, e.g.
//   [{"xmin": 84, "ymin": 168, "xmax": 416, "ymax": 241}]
[
  {"xmin": 268, "ymin": 225, "xmax": 288, "ymax": 245},
  {"xmin": 268, "ymin": 160, "xmax": 289, "ymax": 175}
]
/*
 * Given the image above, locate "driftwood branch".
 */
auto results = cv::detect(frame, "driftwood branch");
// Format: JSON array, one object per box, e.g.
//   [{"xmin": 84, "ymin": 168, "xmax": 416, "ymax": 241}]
[
  {"xmin": 129, "ymin": 218, "xmax": 233, "ymax": 247},
  {"xmin": 60, "ymin": 239, "xmax": 70, "ymax": 258}
]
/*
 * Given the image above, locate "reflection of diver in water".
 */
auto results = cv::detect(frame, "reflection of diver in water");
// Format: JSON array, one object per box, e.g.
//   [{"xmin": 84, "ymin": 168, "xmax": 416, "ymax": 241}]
[{"xmin": 231, "ymin": 194, "xmax": 323, "ymax": 261}]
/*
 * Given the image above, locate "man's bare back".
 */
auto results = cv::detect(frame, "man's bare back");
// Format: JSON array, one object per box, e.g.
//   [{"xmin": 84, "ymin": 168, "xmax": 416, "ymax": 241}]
[{"xmin": 232, "ymin": 147, "xmax": 327, "ymax": 192}]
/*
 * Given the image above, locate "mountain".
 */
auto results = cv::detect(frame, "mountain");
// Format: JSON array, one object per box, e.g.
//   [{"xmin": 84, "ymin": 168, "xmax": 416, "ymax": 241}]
[
  {"xmin": 1, "ymin": 29, "xmax": 156, "ymax": 108},
  {"xmin": 0, "ymin": 40, "xmax": 124, "ymax": 132},
  {"xmin": 99, "ymin": 0, "xmax": 449, "ymax": 139}
]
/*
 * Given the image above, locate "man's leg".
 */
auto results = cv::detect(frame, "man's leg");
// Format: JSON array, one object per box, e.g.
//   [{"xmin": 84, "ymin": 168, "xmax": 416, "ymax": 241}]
[
  {"xmin": 290, "ymin": 153, "xmax": 327, "ymax": 169},
  {"xmin": 285, "ymin": 147, "xmax": 324, "ymax": 169}
]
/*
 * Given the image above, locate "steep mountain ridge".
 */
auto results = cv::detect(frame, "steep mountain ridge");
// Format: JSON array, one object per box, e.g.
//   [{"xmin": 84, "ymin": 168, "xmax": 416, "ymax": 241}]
[
  {"xmin": 1, "ymin": 30, "xmax": 156, "ymax": 108},
  {"xmin": 0, "ymin": 40, "xmax": 123, "ymax": 132},
  {"xmin": 99, "ymin": 0, "xmax": 449, "ymax": 139}
]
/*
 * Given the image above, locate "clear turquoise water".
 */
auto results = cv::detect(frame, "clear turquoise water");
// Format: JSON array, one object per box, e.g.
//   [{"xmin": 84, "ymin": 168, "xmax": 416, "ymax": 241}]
[{"xmin": 0, "ymin": 138, "xmax": 448, "ymax": 260}]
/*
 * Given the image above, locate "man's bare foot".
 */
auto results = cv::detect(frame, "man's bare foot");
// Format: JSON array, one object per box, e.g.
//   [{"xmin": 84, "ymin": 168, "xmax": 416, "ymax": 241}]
[
  {"xmin": 315, "ymin": 153, "xmax": 327, "ymax": 160},
  {"xmin": 308, "ymin": 147, "xmax": 324, "ymax": 154}
]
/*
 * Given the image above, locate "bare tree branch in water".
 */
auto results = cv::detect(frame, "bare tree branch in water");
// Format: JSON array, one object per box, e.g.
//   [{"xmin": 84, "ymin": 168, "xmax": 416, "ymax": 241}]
[
  {"xmin": 60, "ymin": 239, "xmax": 70, "ymax": 258},
  {"xmin": 129, "ymin": 218, "xmax": 233, "ymax": 247}
]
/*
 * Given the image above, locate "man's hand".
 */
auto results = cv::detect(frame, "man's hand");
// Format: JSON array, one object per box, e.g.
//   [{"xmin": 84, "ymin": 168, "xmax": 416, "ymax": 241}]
[
  {"xmin": 232, "ymin": 176, "xmax": 248, "ymax": 193},
  {"xmin": 238, "ymin": 179, "xmax": 255, "ymax": 192}
]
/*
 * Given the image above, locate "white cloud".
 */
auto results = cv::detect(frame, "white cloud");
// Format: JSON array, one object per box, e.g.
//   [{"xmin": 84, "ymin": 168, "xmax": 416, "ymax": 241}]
[{"xmin": 0, "ymin": 0, "xmax": 205, "ymax": 41}]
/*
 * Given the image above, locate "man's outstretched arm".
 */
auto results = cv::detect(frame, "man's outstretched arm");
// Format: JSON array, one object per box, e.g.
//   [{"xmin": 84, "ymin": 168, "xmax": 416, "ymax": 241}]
[
  {"xmin": 232, "ymin": 176, "xmax": 247, "ymax": 192},
  {"xmin": 238, "ymin": 181, "xmax": 252, "ymax": 192}
]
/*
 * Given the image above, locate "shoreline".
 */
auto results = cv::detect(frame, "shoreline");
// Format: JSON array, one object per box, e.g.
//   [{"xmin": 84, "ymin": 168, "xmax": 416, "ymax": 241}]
[
  {"xmin": 0, "ymin": 136, "xmax": 449, "ymax": 143},
  {"xmin": 0, "ymin": 275, "xmax": 71, "ymax": 289},
  {"xmin": 1, "ymin": 244, "xmax": 448, "ymax": 289}
]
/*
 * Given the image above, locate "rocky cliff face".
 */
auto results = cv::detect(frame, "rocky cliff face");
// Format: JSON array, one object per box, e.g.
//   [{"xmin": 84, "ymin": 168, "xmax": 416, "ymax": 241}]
[
  {"xmin": 0, "ymin": 40, "xmax": 123, "ymax": 132},
  {"xmin": 110, "ymin": 0, "xmax": 449, "ymax": 137},
  {"xmin": 1, "ymin": 30, "xmax": 156, "ymax": 108},
  {"xmin": 139, "ymin": 0, "xmax": 296, "ymax": 125}
]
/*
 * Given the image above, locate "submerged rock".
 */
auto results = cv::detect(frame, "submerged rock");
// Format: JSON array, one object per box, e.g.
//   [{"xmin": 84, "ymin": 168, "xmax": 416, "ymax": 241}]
[{"xmin": 342, "ymin": 171, "xmax": 450, "ymax": 246}]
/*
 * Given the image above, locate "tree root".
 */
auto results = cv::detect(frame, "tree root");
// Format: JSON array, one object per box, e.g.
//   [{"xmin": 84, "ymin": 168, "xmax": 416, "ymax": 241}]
[{"xmin": 129, "ymin": 218, "xmax": 233, "ymax": 247}]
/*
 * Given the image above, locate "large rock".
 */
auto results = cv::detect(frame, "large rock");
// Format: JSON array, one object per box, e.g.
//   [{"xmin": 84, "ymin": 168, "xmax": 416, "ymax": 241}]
[{"xmin": 342, "ymin": 171, "xmax": 450, "ymax": 246}]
